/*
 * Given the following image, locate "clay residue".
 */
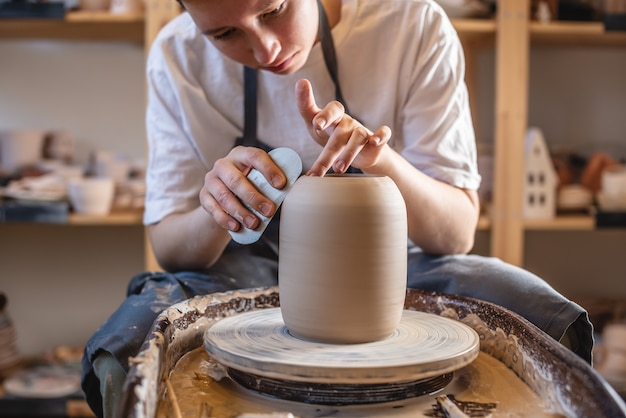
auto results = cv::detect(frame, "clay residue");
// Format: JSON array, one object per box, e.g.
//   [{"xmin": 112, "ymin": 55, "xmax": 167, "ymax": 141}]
[
  {"xmin": 156, "ymin": 347, "xmax": 558, "ymax": 418},
  {"xmin": 125, "ymin": 288, "xmax": 280, "ymax": 417},
  {"xmin": 460, "ymin": 314, "xmax": 569, "ymax": 417}
]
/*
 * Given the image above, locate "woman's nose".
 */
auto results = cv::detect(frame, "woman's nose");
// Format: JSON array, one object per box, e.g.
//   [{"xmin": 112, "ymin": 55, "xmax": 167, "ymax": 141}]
[{"xmin": 249, "ymin": 32, "xmax": 280, "ymax": 65}]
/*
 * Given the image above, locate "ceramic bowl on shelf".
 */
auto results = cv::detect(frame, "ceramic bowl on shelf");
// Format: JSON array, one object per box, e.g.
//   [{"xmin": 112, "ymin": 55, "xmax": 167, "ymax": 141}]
[
  {"xmin": 596, "ymin": 191, "xmax": 626, "ymax": 211},
  {"xmin": 67, "ymin": 177, "xmax": 115, "ymax": 216},
  {"xmin": 600, "ymin": 165, "xmax": 626, "ymax": 210},
  {"xmin": 557, "ymin": 184, "xmax": 593, "ymax": 211},
  {"xmin": 0, "ymin": 130, "xmax": 46, "ymax": 173}
]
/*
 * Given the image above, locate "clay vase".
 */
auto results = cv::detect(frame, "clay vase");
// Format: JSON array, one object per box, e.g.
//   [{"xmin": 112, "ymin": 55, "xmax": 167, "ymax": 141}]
[{"xmin": 279, "ymin": 174, "xmax": 408, "ymax": 344}]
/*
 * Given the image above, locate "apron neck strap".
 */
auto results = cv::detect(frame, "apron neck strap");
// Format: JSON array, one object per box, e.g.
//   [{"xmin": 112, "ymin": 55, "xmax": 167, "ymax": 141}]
[
  {"xmin": 241, "ymin": 66, "xmax": 258, "ymax": 144},
  {"xmin": 318, "ymin": 0, "xmax": 349, "ymax": 114}
]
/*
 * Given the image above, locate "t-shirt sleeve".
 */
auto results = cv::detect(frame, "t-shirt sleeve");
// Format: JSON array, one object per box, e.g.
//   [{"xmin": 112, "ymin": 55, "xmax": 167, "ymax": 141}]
[
  {"xmin": 399, "ymin": 7, "xmax": 481, "ymax": 191},
  {"xmin": 143, "ymin": 41, "xmax": 208, "ymax": 226}
]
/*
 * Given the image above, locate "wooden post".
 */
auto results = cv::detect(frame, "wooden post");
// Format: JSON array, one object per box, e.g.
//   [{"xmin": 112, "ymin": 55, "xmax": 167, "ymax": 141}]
[
  {"xmin": 143, "ymin": 0, "xmax": 180, "ymax": 271},
  {"xmin": 145, "ymin": 0, "xmax": 181, "ymax": 51},
  {"xmin": 491, "ymin": 0, "xmax": 529, "ymax": 266}
]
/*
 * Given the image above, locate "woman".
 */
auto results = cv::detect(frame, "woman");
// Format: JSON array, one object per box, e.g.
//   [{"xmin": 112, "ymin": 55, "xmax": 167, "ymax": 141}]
[{"xmin": 81, "ymin": 0, "xmax": 592, "ymax": 416}]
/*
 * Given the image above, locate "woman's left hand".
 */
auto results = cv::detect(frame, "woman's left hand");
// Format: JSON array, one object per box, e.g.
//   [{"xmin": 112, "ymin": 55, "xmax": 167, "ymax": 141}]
[{"xmin": 295, "ymin": 79, "xmax": 392, "ymax": 176}]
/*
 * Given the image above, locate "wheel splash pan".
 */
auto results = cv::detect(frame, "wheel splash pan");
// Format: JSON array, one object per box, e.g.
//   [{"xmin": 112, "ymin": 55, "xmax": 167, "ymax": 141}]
[{"xmin": 120, "ymin": 287, "xmax": 626, "ymax": 417}]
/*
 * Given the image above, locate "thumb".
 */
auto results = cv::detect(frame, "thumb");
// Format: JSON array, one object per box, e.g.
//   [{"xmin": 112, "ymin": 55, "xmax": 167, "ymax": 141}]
[{"xmin": 295, "ymin": 79, "xmax": 320, "ymax": 125}]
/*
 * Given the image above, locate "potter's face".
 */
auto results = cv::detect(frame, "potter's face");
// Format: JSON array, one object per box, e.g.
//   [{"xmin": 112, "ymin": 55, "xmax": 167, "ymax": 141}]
[{"xmin": 183, "ymin": 0, "xmax": 319, "ymax": 74}]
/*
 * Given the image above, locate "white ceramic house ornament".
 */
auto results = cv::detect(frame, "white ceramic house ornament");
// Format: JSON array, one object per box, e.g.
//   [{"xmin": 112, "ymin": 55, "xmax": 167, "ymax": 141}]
[{"xmin": 524, "ymin": 127, "xmax": 557, "ymax": 219}]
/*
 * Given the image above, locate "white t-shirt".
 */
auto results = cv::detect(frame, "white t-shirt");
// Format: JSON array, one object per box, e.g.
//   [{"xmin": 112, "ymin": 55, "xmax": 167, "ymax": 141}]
[{"xmin": 144, "ymin": 0, "xmax": 481, "ymax": 225}]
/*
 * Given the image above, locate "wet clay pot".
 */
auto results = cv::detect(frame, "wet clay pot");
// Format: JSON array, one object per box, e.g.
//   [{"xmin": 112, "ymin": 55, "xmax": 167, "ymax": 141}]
[{"xmin": 279, "ymin": 174, "xmax": 408, "ymax": 344}]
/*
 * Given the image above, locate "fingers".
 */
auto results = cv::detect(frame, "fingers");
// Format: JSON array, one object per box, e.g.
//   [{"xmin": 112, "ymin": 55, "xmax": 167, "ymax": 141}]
[
  {"xmin": 371, "ymin": 125, "xmax": 393, "ymax": 146},
  {"xmin": 295, "ymin": 79, "xmax": 319, "ymax": 124},
  {"xmin": 306, "ymin": 119, "xmax": 393, "ymax": 176},
  {"xmin": 297, "ymin": 79, "xmax": 393, "ymax": 176},
  {"xmin": 200, "ymin": 146, "xmax": 287, "ymax": 232},
  {"xmin": 310, "ymin": 123, "xmax": 370, "ymax": 176},
  {"xmin": 296, "ymin": 79, "xmax": 345, "ymax": 141}
]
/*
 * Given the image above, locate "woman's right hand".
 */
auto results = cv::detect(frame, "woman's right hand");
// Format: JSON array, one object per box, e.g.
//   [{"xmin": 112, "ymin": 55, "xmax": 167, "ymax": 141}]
[
  {"xmin": 295, "ymin": 79, "xmax": 392, "ymax": 176},
  {"xmin": 199, "ymin": 145, "xmax": 288, "ymax": 232}
]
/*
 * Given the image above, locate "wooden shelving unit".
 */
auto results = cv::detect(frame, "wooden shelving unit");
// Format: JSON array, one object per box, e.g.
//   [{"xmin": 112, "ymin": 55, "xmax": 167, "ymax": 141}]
[
  {"xmin": 0, "ymin": 10, "xmax": 153, "ymax": 269},
  {"xmin": 458, "ymin": 1, "xmax": 625, "ymax": 265},
  {"xmin": 1, "ymin": 2, "xmax": 623, "ymax": 267}
]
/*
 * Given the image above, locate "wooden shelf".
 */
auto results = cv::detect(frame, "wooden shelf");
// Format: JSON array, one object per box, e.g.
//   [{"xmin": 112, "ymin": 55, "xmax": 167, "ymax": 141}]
[
  {"xmin": 453, "ymin": 18, "xmax": 626, "ymax": 47},
  {"xmin": 477, "ymin": 214, "xmax": 596, "ymax": 231},
  {"xmin": 65, "ymin": 10, "xmax": 143, "ymax": 22},
  {"xmin": 0, "ymin": 15, "xmax": 494, "ymax": 45},
  {"xmin": 453, "ymin": 18, "xmax": 497, "ymax": 32},
  {"xmin": 530, "ymin": 21, "xmax": 626, "ymax": 47},
  {"xmin": 2, "ymin": 15, "xmax": 621, "ymax": 47},
  {"xmin": 524, "ymin": 215, "xmax": 595, "ymax": 230},
  {"xmin": 0, "ymin": 11, "xmax": 144, "ymax": 42},
  {"xmin": 68, "ymin": 209, "xmax": 143, "ymax": 225}
]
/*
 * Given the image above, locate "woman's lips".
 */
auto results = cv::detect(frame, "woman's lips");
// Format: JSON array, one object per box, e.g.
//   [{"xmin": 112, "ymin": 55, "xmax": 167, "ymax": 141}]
[{"xmin": 264, "ymin": 54, "xmax": 296, "ymax": 74}]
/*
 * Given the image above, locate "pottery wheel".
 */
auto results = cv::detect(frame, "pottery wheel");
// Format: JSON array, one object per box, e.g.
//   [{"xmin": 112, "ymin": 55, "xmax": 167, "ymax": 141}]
[{"xmin": 204, "ymin": 308, "xmax": 479, "ymax": 385}]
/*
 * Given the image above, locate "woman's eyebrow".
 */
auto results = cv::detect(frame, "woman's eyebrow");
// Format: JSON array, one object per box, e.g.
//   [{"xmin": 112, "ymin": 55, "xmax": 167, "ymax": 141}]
[
  {"xmin": 200, "ymin": 0, "xmax": 280, "ymax": 35},
  {"xmin": 202, "ymin": 26, "xmax": 227, "ymax": 36}
]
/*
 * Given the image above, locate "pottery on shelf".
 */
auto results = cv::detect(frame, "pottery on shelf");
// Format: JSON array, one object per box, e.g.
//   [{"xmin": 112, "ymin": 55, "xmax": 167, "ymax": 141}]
[{"xmin": 278, "ymin": 174, "xmax": 408, "ymax": 344}]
